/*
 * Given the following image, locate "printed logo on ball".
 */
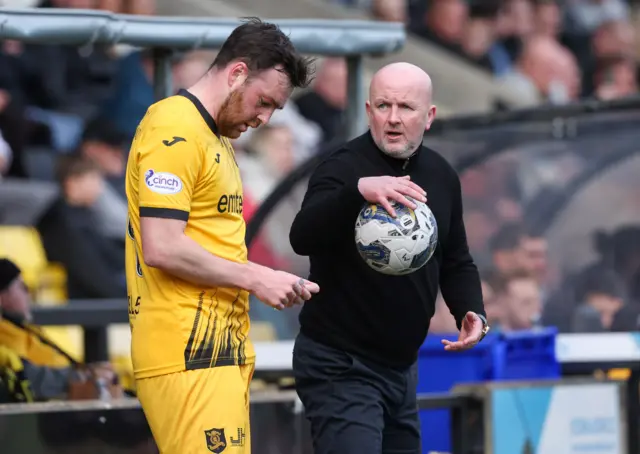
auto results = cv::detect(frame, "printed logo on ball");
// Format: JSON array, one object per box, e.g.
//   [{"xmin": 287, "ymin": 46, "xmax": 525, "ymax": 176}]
[{"xmin": 144, "ymin": 169, "xmax": 183, "ymax": 195}]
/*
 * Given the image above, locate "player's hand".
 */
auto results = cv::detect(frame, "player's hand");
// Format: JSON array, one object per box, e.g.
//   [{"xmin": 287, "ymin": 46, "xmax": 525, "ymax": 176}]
[
  {"xmin": 441, "ymin": 312, "xmax": 486, "ymax": 351},
  {"xmin": 250, "ymin": 266, "xmax": 320, "ymax": 310},
  {"xmin": 357, "ymin": 175, "xmax": 427, "ymax": 217}
]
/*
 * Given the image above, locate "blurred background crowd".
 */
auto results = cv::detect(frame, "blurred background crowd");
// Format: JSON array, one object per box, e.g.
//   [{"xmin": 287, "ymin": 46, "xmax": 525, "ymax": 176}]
[
  {"xmin": 1, "ymin": 0, "xmax": 640, "ymax": 405},
  {"xmin": 353, "ymin": 0, "xmax": 640, "ymax": 106}
]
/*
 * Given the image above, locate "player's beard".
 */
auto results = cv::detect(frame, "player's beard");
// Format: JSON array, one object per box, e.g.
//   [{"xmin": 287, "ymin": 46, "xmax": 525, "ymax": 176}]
[{"xmin": 217, "ymin": 86, "xmax": 256, "ymax": 139}]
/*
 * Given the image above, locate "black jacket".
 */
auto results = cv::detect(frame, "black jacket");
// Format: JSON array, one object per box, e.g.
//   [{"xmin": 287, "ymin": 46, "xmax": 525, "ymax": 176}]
[
  {"xmin": 36, "ymin": 198, "xmax": 126, "ymax": 299},
  {"xmin": 290, "ymin": 132, "xmax": 485, "ymax": 368}
]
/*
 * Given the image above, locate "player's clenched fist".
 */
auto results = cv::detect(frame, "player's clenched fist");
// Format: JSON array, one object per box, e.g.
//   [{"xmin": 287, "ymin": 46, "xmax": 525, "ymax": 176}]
[
  {"xmin": 249, "ymin": 265, "xmax": 320, "ymax": 310},
  {"xmin": 357, "ymin": 175, "xmax": 427, "ymax": 217}
]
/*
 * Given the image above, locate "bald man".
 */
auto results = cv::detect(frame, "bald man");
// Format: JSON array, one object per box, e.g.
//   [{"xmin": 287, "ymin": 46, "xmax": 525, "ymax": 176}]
[{"xmin": 289, "ymin": 63, "xmax": 488, "ymax": 454}]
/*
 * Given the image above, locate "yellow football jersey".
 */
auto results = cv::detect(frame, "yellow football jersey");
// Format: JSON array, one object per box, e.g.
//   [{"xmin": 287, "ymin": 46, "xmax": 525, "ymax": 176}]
[{"xmin": 125, "ymin": 89, "xmax": 254, "ymax": 379}]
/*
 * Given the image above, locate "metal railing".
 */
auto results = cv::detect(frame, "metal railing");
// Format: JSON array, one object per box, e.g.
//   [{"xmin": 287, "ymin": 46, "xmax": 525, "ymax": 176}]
[
  {"xmin": 0, "ymin": 7, "xmax": 405, "ymax": 139},
  {"xmin": 0, "ymin": 391, "xmax": 480, "ymax": 454}
]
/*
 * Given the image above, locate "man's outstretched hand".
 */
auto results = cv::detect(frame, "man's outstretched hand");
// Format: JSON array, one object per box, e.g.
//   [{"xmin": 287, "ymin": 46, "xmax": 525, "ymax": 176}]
[{"xmin": 441, "ymin": 312, "xmax": 487, "ymax": 351}]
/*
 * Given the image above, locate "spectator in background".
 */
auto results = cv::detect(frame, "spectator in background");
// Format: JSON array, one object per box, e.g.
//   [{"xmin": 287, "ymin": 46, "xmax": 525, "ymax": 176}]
[
  {"xmin": 460, "ymin": 1, "xmax": 513, "ymax": 76},
  {"xmin": 576, "ymin": 18, "xmax": 636, "ymax": 96},
  {"xmin": 497, "ymin": 0, "xmax": 535, "ymax": 63},
  {"xmin": 0, "ymin": 258, "xmax": 72, "ymax": 367},
  {"xmin": 99, "ymin": 50, "xmax": 187, "ymax": 143},
  {"xmin": 2, "ymin": 0, "xmax": 121, "ymax": 152},
  {"xmin": 498, "ymin": 35, "xmax": 581, "ymax": 107},
  {"xmin": 593, "ymin": 55, "xmax": 638, "ymax": 101},
  {"xmin": 0, "ymin": 258, "xmax": 125, "ymax": 403},
  {"xmin": 75, "ymin": 118, "xmax": 129, "ymax": 242},
  {"xmin": 533, "ymin": 0, "xmax": 561, "ymax": 39},
  {"xmin": 36, "ymin": 155, "xmax": 126, "ymax": 299},
  {"xmin": 597, "ymin": 226, "xmax": 640, "ymax": 300},
  {"xmin": 0, "ymin": 87, "xmax": 28, "ymax": 178},
  {"xmin": 491, "ymin": 270, "xmax": 542, "ymax": 331},
  {"xmin": 413, "ymin": 0, "xmax": 468, "ymax": 54},
  {"xmin": 520, "ymin": 228, "xmax": 550, "ymax": 288},
  {"xmin": 489, "ymin": 223, "xmax": 527, "ymax": 275},
  {"xmin": 295, "ymin": 58, "xmax": 347, "ymax": 144},
  {"xmin": 592, "ymin": 20, "xmax": 635, "ymax": 60},
  {"xmin": 462, "ymin": 202, "xmax": 496, "ymax": 264},
  {"xmin": 99, "ymin": 48, "xmax": 210, "ymax": 145},
  {"xmin": 240, "ymin": 125, "xmax": 309, "ymax": 277},
  {"xmin": 570, "ymin": 266, "xmax": 640, "ymax": 332},
  {"xmin": 240, "ymin": 125, "xmax": 296, "ymax": 203},
  {"xmin": 543, "ymin": 226, "xmax": 640, "ymax": 332},
  {"xmin": 79, "ymin": 117, "xmax": 128, "ymax": 198}
]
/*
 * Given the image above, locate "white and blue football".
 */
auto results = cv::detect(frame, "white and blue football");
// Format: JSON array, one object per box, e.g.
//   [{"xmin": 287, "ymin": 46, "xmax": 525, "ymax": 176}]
[{"xmin": 355, "ymin": 198, "xmax": 438, "ymax": 276}]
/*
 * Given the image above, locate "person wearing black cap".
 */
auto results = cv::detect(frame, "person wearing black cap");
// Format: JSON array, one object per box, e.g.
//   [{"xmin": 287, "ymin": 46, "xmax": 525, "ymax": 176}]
[
  {"xmin": 0, "ymin": 258, "xmax": 69, "ymax": 367},
  {"xmin": 0, "ymin": 258, "xmax": 73, "ymax": 402},
  {"xmin": 0, "ymin": 258, "xmax": 31, "ymax": 323},
  {"xmin": 0, "ymin": 258, "xmax": 123, "ymax": 402}
]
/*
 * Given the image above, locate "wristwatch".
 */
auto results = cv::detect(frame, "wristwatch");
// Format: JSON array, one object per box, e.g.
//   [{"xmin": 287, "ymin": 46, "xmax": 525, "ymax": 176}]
[{"xmin": 476, "ymin": 314, "xmax": 490, "ymax": 342}]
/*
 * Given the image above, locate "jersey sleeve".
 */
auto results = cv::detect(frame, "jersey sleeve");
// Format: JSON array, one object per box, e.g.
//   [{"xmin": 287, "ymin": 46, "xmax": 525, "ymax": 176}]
[{"xmin": 136, "ymin": 126, "xmax": 204, "ymax": 222}]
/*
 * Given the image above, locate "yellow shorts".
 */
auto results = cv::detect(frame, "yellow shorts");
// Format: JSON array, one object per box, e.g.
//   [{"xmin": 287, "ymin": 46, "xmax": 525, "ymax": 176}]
[{"xmin": 136, "ymin": 364, "xmax": 254, "ymax": 454}]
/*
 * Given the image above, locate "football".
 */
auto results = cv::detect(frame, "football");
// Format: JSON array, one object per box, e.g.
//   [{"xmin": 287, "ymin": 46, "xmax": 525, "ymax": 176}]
[{"xmin": 355, "ymin": 198, "xmax": 438, "ymax": 276}]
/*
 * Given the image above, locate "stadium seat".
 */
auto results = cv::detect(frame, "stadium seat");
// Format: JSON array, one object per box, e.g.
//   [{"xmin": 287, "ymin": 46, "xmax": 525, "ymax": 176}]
[
  {"xmin": 0, "ymin": 226, "xmax": 49, "ymax": 290},
  {"xmin": 34, "ymin": 263, "xmax": 67, "ymax": 304},
  {"xmin": 0, "ymin": 226, "xmax": 81, "ymax": 362},
  {"xmin": 39, "ymin": 326, "xmax": 83, "ymax": 364}
]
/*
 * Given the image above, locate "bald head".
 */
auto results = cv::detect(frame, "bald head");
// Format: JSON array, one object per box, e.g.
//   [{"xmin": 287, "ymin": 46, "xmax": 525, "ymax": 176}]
[
  {"xmin": 369, "ymin": 63, "xmax": 433, "ymax": 104},
  {"xmin": 366, "ymin": 62, "xmax": 436, "ymax": 159},
  {"xmin": 519, "ymin": 36, "xmax": 580, "ymax": 99}
]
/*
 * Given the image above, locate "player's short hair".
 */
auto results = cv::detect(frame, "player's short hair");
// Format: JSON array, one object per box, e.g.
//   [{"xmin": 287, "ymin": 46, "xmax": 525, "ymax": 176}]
[{"xmin": 210, "ymin": 17, "xmax": 315, "ymax": 89}]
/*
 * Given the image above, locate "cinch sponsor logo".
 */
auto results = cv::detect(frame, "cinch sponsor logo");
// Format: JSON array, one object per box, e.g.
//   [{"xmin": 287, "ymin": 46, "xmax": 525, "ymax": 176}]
[
  {"xmin": 144, "ymin": 169, "xmax": 183, "ymax": 195},
  {"xmin": 217, "ymin": 193, "xmax": 243, "ymax": 214}
]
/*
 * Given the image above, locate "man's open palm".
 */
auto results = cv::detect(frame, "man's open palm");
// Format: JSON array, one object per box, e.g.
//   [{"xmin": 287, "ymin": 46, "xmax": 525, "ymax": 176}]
[{"xmin": 441, "ymin": 312, "xmax": 486, "ymax": 351}]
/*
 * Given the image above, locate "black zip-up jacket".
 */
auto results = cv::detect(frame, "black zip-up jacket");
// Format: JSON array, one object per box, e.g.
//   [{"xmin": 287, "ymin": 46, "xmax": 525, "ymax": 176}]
[{"xmin": 289, "ymin": 131, "xmax": 486, "ymax": 368}]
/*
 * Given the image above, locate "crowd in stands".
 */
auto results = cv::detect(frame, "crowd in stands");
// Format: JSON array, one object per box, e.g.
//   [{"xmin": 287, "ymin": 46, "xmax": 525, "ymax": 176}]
[
  {"xmin": 336, "ymin": 0, "xmax": 640, "ymax": 107},
  {"xmin": 1, "ymin": 0, "xmax": 640, "ymax": 407},
  {"xmin": 430, "ymin": 222, "xmax": 640, "ymax": 335}
]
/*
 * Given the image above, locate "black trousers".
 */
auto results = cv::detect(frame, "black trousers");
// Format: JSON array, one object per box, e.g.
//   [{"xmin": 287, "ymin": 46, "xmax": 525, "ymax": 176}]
[{"xmin": 293, "ymin": 333, "xmax": 421, "ymax": 454}]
